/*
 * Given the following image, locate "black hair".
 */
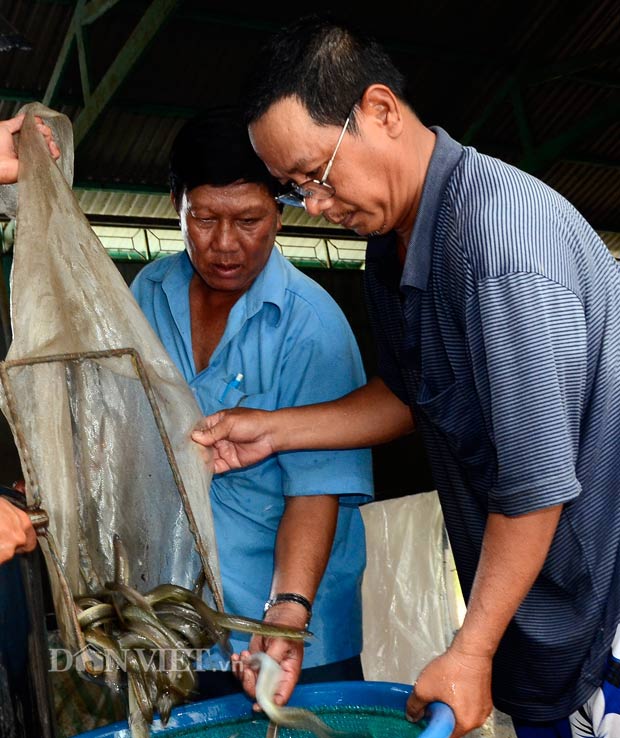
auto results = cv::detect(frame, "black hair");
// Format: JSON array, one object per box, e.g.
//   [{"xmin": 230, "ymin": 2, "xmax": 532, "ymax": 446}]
[
  {"xmin": 243, "ymin": 13, "xmax": 408, "ymax": 131},
  {"xmin": 168, "ymin": 106, "xmax": 282, "ymax": 204}
]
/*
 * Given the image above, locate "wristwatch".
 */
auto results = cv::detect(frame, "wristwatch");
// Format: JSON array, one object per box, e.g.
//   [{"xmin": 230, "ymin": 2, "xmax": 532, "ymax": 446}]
[{"xmin": 263, "ymin": 592, "xmax": 312, "ymax": 625}]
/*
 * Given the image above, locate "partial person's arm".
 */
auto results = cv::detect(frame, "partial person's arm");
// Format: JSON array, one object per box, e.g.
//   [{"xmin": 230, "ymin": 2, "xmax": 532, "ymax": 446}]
[
  {"xmin": 0, "ymin": 497, "xmax": 37, "ymax": 564},
  {"xmin": 406, "ymin": 504, "xmax": 563, "ymax": 738},
  {"xmin": 0, "ymin": 115, "xmax": 57, "ymax": 557},
  {"xmin": 0, "ymin": 114, "xmax": 60, "ymax": 184},
  {"xmin": 233, "ymin": 495, "xmax": 339, "ymax": 705},
  {"xmin": 192, "ymin": 376, "xmax": 414, "ymax": 472}
]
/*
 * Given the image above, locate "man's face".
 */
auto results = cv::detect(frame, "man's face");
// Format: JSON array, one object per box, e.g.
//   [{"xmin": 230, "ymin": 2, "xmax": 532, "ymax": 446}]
[
  {"xmin": 248, "ymin": 97, "xmax": 393, "ymax": 237},
  {"xmin": 176, "ymin": 181, "xmax": 281, "ymax": 295}
]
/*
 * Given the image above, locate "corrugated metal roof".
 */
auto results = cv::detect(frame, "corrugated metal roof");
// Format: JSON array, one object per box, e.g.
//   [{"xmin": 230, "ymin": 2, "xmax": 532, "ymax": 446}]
[
  {"xmin": 76, "ymin": 190, "xmax": 175, "ymax": 220},
  {"xmin": 0, "ymin": 0, "xmax": 617, "ymax": 236},
  {"xmin": 545, "ymin": 160, "xmax": 620, "ymax": 231},
  {"xmin": 600, "ymin": 231, "xmax": 620, "ymax": 258},
  {"xmin": 74, "ymin": 190, "xmax": 339, "ymax": 234}
]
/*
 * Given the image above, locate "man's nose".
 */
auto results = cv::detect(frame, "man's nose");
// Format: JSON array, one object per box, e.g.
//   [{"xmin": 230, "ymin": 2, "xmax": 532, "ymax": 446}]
[
  {"xmin": 304, "ymin": 195, "xmax": 332, "ymax": 219},
  {"xmin": 212, "ymin": 222, "xmax": 239, "ymax": 252}
]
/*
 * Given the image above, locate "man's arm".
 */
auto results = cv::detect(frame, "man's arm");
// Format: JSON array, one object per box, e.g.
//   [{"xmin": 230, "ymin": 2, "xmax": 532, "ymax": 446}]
[
  {"xmin": 192, "ymin": 376, "xmax": 415, "ymax": 472},
  {"xmin": 234, "ymin": 495, "xmax": 339, "ymax": 704},
  {"xmin": 406, "ymin": 504, "xmax": 563, "ymax": 737}
]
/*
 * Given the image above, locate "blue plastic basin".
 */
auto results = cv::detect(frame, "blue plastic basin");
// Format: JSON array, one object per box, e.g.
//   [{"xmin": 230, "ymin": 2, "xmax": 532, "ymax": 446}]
[{"xmin": 73, "ymin": 680, "xmax": 455, "ymax": 738}]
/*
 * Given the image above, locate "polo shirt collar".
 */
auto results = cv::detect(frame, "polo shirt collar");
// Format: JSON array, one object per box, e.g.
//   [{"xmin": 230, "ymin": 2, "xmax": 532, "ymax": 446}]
[{"xmin": 401, "ymin": 126, "xmax": 464, "ymax": 291}]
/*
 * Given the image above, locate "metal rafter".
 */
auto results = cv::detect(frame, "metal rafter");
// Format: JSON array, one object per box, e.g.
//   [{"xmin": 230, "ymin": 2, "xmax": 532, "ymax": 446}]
[
  {"xmin": 75, "ymin": 19, "xmax": 91, "ymax": 102},
  {"xmin": 43, "ymin": 0, "xmax": 123, "ymax": 106},
  {"xmin": 43, "ymin": 0, "xmax": 180, "ymax": 148},
  {"xmin": 462, "ymin": 42, "xmax": 620, "ymax": 172},
  {"xmin": 518, "ymin": 100, "xmax": 620, "ymax": 174},
  {"xmin": 82, "ymin": 0, "xmax": 124, "ymax": 26},
  {"xmin": 43, "ymin": 0, "xmax": 86, "ymax": 108},
  {"xmin": 564, "ymin": 155, "xmax": 620, "ymax": 171},
  {"xmin": 527, "ymin": 42, "xmax": 620, "ymax": 86},
  {"xmin": 569, "ymin": 73, "xmax": 620, "ymax": 90},
  {"xmin": 0, "ymin": 87, "xmax": 198, "ymax": 119}
]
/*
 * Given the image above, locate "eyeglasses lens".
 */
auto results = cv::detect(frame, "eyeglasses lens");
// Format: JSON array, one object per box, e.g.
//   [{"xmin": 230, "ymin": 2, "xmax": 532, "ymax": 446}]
[
  {"xmin": 276, "ymin": 192, "xmax": 305, "ymax": 208},
  {"xmin": 276, "ymin": 181, "xmax": 335, "ymax": 208}
]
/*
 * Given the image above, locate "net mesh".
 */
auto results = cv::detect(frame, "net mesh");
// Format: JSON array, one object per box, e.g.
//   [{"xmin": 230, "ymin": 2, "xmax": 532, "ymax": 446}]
[
  {"xmin": 160, "ymin": 706, "xmax": 426, "ymax": 738},
  {"xmin": 0, "ymin": 102, "xmax": 223, "ymax": 655}
]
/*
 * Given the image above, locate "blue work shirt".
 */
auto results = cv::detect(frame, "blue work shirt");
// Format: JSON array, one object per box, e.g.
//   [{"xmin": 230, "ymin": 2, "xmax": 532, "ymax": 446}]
[
  {"xmin": 131, "ymin": 247, "xmax": 373, "ymax": 667},
  {"xmin": 364, "ymin": 127, "xmax": 620, "ymax": 720}
]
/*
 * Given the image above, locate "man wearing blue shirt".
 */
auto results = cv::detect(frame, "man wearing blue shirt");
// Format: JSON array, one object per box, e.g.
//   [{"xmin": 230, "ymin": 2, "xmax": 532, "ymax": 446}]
[
  {"xmin": 130, "ymin": 108, "xmax": 373, "ymax": 705},
  {"xmin": 192, "ymin": 15, "xmax": 620, "ymax": 738}
]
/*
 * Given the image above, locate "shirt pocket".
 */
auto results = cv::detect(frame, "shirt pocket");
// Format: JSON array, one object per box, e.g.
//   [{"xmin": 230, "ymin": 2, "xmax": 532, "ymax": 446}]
[
  {"xmin": 215, "ymin": 379, "xmax": 246, "ymax": 408},
  {"xmin": 215, "ymin": 378, "xmax": 278, "ymax": 412},
  {"xmin": 416, "ymin": 378, "xmax": 492, "ymax": 488}
]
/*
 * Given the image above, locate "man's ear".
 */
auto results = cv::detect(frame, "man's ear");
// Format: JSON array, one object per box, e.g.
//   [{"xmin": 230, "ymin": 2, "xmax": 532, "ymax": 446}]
[
  {"xmin": 359, "ymin": 84, "xmax": 403, "ymax": 138},
  {"xmin": 170, "ymin": 190, "xmax": 180, "ymax": 214}
]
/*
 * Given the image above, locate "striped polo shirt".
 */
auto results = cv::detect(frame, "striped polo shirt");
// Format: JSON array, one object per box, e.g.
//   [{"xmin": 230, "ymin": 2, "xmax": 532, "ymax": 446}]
[{"xmin": 364, "ymin": 127, "xmax": 620, "ymax": 721}]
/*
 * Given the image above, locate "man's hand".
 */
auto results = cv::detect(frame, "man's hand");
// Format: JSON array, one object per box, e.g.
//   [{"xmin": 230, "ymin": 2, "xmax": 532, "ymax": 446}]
[
  {"xmin": 408, "ymin": 505, "xmax": 562, "ymax": 736},
  {"xmin": 232, "ymin": 602, "xmax": 307, "ymax": 708},
  {"xmin": 0, "ymin": 114, "xmax": 60, "ymax": 184},
  {"xmin": 406, "ymin": 646, "xmax": 493, "ymax": 738},
  {"xmin": 192, "ymin": 408, "xmax": 278, "ymax": 473},
  {"xmin": 191, "ymin": 378, "xmax": 416, "ymax": 474},
  {"xmin": 0, "ymin": 496, "xmax": 37, "ymax": 564}
]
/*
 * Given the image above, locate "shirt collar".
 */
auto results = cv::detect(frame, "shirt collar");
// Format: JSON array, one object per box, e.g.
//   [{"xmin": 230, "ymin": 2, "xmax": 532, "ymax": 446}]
[
  {"xmin": 157, "ymin": 245, "xmax": 286, "ymax": 328},
  {"xmin": 160, "ymin": 249, "xmax": 194, "ymax": 294},
  {"xmin": 241, "ymin": 246, "xmax": 286, "ymax": 325},
  {"xmin": 400, "ymin": 126, "xmax": 464, "ymax": 291},
  {"xmin": 158, "ymin": 251, "xmax": 194, "ymax": 343}
]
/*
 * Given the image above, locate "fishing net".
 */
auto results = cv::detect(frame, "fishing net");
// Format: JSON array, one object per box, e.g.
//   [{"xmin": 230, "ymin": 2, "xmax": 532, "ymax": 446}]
[{"xmin": 0, "ymin": 102, "xmax": 224, "ymax": 657}]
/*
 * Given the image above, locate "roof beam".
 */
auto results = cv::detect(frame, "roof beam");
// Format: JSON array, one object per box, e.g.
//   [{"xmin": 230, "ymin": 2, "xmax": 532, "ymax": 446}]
[
  {"xmin": 72, "ymin": 0, "xmax": 179, "ymax": 147},
  {"xmin": 564, "ymin": 155, "xmax": 620, "ymax": 171},
  {"xmin": 518, "ymin": 101, "xmax": 620, "ymax": 174},
  {"xmin": 43, "ymin": 0, "xmax": 180, "ymax": 147},
  {"xmin": 43, "ymin": 0, "xmax": 84, "ymax": 107},
  {"xmin": 0, "ymin": 87, "xmax": 198, "ymax": 118},
  {"xmin": 75, "ymin": 20, "xmax": 91, "ymax": 102},
  {"xmin": 41, "ymin": 0, "xmax": 123, "ymax": 105},
  {"xmin": 36, "ymin": 2, "xmax": 505, "ymax": 67},
  {"xmin": 82, "ymin": 0, "xmax": 124, "ymax": 26},
  {"xmin": 462, "ymin": 42, "xmax": 620, "ymax": 148},
  {"xmin": 527, "ymin": 42, "xmax": 620, "ymax": 86},
  {"xmin": 461, "ymin": 78, "xmax": 515, "ymax": 145},
  {"xmin": 510, "ymin": 85, "xmax": 533, "ymax": 160}
]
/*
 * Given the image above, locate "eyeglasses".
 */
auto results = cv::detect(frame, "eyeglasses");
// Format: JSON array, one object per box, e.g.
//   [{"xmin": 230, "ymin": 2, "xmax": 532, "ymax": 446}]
[{"xmin": 276, "ymin": 114, "xmax": 351, "ymax": 209}]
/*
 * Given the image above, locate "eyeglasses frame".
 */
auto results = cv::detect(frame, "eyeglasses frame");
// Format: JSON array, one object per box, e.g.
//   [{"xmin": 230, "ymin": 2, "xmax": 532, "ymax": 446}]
[{"xmin": 276, "ymin": 113, "xmax": 352, "ymax": 208}]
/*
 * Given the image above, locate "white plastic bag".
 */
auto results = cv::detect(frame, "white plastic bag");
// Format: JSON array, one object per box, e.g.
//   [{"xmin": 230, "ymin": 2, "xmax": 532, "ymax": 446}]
[{"xmin": 361, "ymin": 491, "xmax": 464, "ymax": 683}]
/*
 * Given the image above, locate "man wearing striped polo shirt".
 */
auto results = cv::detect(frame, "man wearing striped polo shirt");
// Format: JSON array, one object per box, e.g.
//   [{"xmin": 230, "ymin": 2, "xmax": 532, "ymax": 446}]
[{"xmin": 192, "ymin": 14, "xmax": 620, "ymax": 738}]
